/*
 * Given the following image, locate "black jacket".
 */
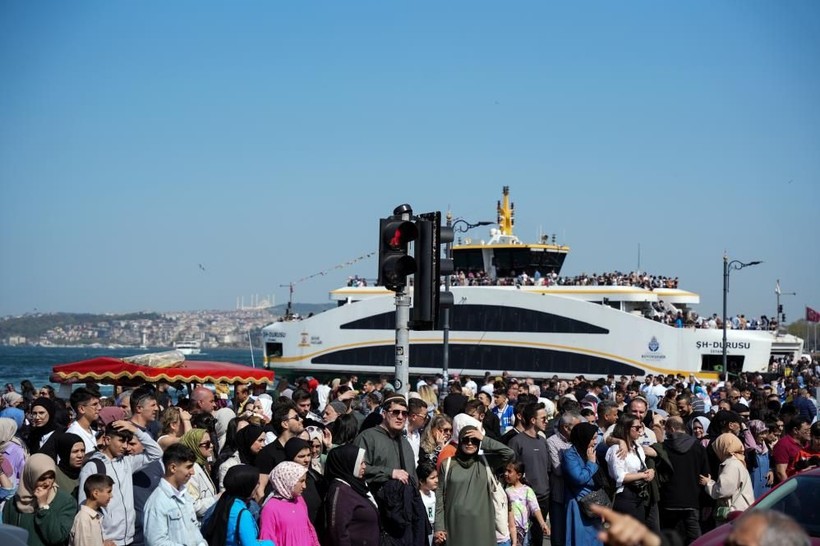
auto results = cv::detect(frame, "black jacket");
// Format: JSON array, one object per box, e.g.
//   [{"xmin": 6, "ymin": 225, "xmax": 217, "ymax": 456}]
[
  {"xmin": 376, "ymin": 478, "xmax": 430, "ymax": 546},
  {"xmin": 660, "ymin": 433, "xmax": 709, "ymax": 509}
]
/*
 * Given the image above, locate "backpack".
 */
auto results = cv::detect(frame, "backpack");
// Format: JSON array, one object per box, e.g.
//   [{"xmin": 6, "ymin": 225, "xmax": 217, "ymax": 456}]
[{"xmin": 81, "ymin": 455, "xmax": 108, "ymax": 477}]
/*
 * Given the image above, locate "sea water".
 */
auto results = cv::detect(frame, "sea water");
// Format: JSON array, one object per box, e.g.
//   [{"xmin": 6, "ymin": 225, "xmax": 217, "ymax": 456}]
[{"xmin": 0, "ymin": 345, "xmax": 265, "ymax": 396}]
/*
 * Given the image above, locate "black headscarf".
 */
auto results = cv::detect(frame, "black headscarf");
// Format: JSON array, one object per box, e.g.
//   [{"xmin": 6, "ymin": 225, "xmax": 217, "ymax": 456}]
[
  {"xmin": 284, "ymin": 437, "xmax": 311, "ymax": 462},
  {"xmin": 325, "ymin": 443, "xmax": 369, "ymax": 499},
  {"xmin": 453, "ymin": 424, "xmax": 481, "ymax": 469},
  {"xmin": 26, "ymin": 397, "xmax": 57, "ymax": 454},
  {"xmin": 570, "ymin": 422, "xmax": 599, "ymax": 456},
  {"xmin": 55, "ymin": 432, "xmax": 85, "ymax": 480},
  {"xmin": 203, "ymin": 464, "xmax": 260, "ymax": 546},
  {"xmin": 235, "ymin": 424, "xmax": 264, "ymax": 465}
]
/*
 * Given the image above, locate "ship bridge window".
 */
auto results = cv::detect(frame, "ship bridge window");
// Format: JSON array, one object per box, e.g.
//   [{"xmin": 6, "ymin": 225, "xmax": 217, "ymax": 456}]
[
  {"xmin": 492, "ymin": 248, "xmax": 567, "ymax": 278},
  {"xmin": 453, "ymin": 249, "xmax": 484, "ymax": 273}
]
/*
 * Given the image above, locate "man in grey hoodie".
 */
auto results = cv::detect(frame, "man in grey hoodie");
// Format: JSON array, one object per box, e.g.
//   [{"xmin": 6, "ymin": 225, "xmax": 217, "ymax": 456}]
[
  {"xmin": 78, "ymin": 420, "xmax": 163, "ymax": 546},
  {"xmin": 659, "ymin": 416, "xmax": 709, "ymax": 543}
]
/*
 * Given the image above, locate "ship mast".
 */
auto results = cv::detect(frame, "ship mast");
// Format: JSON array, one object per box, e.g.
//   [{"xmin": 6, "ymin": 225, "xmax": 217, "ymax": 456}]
[{"xmin": 497, "ymin": 185, "xmax": 515, "ymax": 236}]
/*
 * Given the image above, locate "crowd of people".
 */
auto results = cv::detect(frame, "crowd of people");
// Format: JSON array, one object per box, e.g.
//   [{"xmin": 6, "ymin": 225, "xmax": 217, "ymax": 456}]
[
  {"xmin": 0, "ymin": 359, "xmax": 816, "ymax": 546},
  {"xmin": 448, "ymin": 270, "xmax": 680, "ymax": 291}
]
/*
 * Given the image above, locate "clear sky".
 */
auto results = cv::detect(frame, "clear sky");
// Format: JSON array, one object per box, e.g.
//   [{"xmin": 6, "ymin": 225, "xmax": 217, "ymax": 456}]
[{"xmin": 1, "ymin": 1, "xmax": 818, "ymax": 323}]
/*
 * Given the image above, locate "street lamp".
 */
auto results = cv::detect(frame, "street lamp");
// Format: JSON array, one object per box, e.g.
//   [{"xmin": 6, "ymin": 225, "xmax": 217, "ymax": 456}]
[
  {"xmin": 774, "ymin": 279, "xmax": 796, "ymax": 335},
  {"xmin": 722, "ymin": 255, "xmax": 763, "ymax": 383},
  {"xmin": 441, "ymin": 213, "xmax": 493, "ymax": 401}
]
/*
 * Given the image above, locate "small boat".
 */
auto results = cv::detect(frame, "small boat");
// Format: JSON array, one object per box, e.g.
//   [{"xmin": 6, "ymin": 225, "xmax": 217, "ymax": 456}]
[{"xmin": 173, "ymin": 340, "xmax": 201, "ymax": 355}]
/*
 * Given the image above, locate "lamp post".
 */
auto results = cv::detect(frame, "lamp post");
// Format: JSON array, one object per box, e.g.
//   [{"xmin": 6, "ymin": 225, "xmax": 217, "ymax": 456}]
[
  {"xmin": 722, "ymin": 255, "xmax": 763, "ymax": 383},
  {"xmin": 774, "ymin": 279, "xmax": 796, "ymax": 336},
  {"xmin": 441, "ymin": 213, "xmax": 493, "ymax": 402}
]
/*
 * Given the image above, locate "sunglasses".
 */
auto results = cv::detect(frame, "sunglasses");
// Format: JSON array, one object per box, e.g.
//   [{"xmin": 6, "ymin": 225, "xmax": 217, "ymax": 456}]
[
  {"xmin": 198, "ymin": 441, "xmax": 213, "ymax": 448},
  {"xmin": 461, "ymin": 437, "xmax": 481, "ymax": 446},
  {"xmin": 388, "ymin": 410, "xmax": 408, "ymax": 418},
  {"xmin": 441, "ymin": 427, "xmax": 453, "ymax": 433},
  {"xmin": 631, "ymin": 425, "xmax": 645, "ymax": 431}
]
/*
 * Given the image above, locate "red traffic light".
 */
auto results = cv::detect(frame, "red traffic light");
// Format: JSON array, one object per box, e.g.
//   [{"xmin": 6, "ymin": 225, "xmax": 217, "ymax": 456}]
[{"xmin": 383, "ymin": 220, "xmax": 418, "ymax": 250}]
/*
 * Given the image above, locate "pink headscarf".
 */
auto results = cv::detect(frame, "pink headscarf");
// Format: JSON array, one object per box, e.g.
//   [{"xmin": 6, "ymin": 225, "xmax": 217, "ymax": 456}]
[{"xmin": 269, "ymin": 461, "xmax": 307, "ymax": 500}]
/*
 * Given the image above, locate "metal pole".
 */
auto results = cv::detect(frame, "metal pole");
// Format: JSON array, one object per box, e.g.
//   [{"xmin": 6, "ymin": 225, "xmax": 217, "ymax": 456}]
[
  {"xmin": 441, "ymin": 212, "xmax": 453, "ymax": 404},
  {"xmin": 722, "ymin": 255, "xmax": 729, "ymax": 383},
  {"xmin": 394, "ymin": 287, "xmax": 411, "ymax": 395},
  {"xmin": 776, "ymin": 280, "xmax": 780, "ymax": 337}
]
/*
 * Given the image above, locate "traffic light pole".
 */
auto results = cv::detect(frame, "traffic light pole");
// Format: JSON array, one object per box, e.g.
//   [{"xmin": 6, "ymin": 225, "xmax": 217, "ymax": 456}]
[{"xmin": 394, "ymin": 287, "xmax": 411, "ymax": 395}]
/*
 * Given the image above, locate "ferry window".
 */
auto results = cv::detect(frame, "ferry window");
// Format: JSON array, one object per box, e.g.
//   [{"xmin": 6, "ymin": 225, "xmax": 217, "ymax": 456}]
[
  {"xmin": 341, "ymin": 312, "xmax": 395, "ymax": 330},
  {"xmin": 265, "ymin": 342, "xmax": 283, "ymax": 358},
  {"xmin": 313, "ymin": 343, "xmax": 642, "ymax": 377},
  {"xmin": 451, "ymin": 305, "xmax": 608, "ymax": 334},
  {"xmin": 701, "ymin": 354, "xmax": 745, "ymax": 376},
  {"xmin": 340, "ymin": 305, "xmax": 607, "ymax": 334}
]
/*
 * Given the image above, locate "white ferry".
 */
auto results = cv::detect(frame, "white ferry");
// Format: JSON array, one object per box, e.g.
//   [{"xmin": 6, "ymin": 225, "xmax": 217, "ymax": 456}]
[
  {"xmin": 262, "ymin": 188, "xmax": 803, "ymax": 380},
  {"xmin": 173, "ymin": 340, "xmax": 201, "ymax": 356}
]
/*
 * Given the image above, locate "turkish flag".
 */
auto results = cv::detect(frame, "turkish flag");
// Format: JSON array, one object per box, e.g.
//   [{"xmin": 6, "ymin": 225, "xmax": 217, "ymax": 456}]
[{"xmin": 807, "ymin": 306, "xmax": 820, "ymax": 323}]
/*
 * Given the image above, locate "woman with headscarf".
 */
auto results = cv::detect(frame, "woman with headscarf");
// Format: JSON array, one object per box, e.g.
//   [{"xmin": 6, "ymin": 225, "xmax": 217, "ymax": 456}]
[
  {"xmin": 306, "ymin": 426, "xmax": 325, "ymax": 475},
  {"xmin": 284, "ymin": 437, "xmax": 326, "ymax": 527},
  {"xmin": 53, "ymin": 432, "xmax": 85, "ymax": 500},
  {"xmin": 563, "ymin": 422, "xmax": 604, "ymax": 546},
  {"xmin": 180, "ymin": 428, "xmax": 218, "ymax": 521},
  {"xmin": 214, "ymin": 407, "xmax": 236, "ymax": 454},
  {"xmin": 434, "ymin": 425, "xmax": 514, "ymax": 546},
  {"xmin": 25, "ymin": 397, "xmax": 61, "ymax": 455},
  {"xmin": 214, "ymin": 424, "xmax": 266, "ymax": 491},
  {"xmin": 436, "ymin": 413, "xmax": 482, "ymax": 470},
  {"xmin": 259, "ymin": 461, "xmax": 320, "ymax": 546},
  {"xmin": 1, "ymin": 453, "xmax": 77, "ymax": 546},
  {"xmin": 745, "ymin": 420, "xmax": 773, "ymax": 498},
  {"xmin": 699, "ymin": 432, "xmax": 755, "ymax": 522},
  {"xmin": 0, "ymin": 417, "xmax": 26, "ymax": 489},
  {"xmin": 324, "ymin": 443, "xmax": 380, "ymax": 546},
  {"xmin": 690, "ymin": 416, "xmax": 711, "ymax": 447},
  {"xmin": 203, "ymin": 464, "xmax": 273, "ymax": 546}
]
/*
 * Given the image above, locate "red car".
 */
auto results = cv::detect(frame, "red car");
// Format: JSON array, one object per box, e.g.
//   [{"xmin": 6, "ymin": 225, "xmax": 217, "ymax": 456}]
[{"xmin": 692, "ymin": 467, "xmax": 820, "ymax": 546}]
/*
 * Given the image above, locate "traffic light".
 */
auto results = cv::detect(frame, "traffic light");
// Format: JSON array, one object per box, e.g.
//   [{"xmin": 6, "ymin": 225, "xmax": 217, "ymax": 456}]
[
  {"xmin": 378, "ymin": 206, "xmax": 418, "ymax": 291},
  {"xmin": 412, "ymin": 212, "xmax": 455, "ymax": 330}
]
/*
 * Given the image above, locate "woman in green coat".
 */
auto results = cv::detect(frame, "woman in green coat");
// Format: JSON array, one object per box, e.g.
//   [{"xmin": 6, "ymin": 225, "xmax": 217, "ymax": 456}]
[
  {"xmin": 435, "ymin": 425, "xmax": 514, "ymax": 546},
  {"xmin": 2, "ymin": 453, "xmax": 77, "ymax": 546}
]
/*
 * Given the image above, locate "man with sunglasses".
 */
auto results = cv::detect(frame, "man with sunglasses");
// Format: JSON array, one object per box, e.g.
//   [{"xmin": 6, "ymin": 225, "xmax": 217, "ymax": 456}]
[
  {"xmin": 353, "ymin": 395, "xmax": 417, "ymax": 494},
  {"xmin": 255, "ymin": 402, "xmax": 305, "ymax": 474},
  {"xmin": 405, "ymin": 397, "xmax": 429, "ymax": 466}
]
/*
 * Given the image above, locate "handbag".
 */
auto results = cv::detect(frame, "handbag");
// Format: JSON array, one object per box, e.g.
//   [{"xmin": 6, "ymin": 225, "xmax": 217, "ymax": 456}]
[
  {"xmin": 481, "ymin": 455, "xmax": 510, "ymax": 537},
  {"xmin": 578, "ymin": 488, "xmax": 612, "ymax": 518}
]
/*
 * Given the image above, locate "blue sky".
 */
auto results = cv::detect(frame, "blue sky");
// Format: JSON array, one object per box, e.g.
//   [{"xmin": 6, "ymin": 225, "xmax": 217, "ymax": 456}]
[{"xmin": 1, "ymin": 1, "xmax": 818, "ymax": 323}]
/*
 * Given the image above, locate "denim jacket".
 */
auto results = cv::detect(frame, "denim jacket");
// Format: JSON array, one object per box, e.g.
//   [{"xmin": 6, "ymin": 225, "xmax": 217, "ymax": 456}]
[{"xmin": 143, "ymin": 478, "xmax": 207, "ymax": 546}]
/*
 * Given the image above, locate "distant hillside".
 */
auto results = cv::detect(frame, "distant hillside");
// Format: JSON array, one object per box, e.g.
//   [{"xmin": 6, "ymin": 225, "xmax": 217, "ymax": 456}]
[
  {"xmin": 271, "ymin": 303, "xmax": 336, "ymax": 317},
  {"xmin": 0, "ymin": 312, "xmax": 163, "ymax": 339}
]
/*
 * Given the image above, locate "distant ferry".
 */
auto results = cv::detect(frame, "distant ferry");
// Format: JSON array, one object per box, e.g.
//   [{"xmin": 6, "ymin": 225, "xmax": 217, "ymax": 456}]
[
  {"xmin": 261, "ymin": 187, "xmax": 803, "ymax": 380},
  {"xmin": 173, "ymin": 340, "xmax": 201, "ymax": 355}
]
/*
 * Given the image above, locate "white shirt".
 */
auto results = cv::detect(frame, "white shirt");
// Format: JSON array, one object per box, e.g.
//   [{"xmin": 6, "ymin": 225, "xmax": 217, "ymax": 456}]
[
  {"xmin": 606, "ymin": 443, "xmax": 647, "ymax": 493},
  {"xmin": 67, "ymin": 421, "xmax": 97, "ymax": 454}
]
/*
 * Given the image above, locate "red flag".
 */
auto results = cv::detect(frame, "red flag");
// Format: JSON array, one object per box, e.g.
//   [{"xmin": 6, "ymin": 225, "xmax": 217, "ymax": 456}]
[{"xmin": 807, "ymin": 306, "xmax": 820, "ymax": 323}]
